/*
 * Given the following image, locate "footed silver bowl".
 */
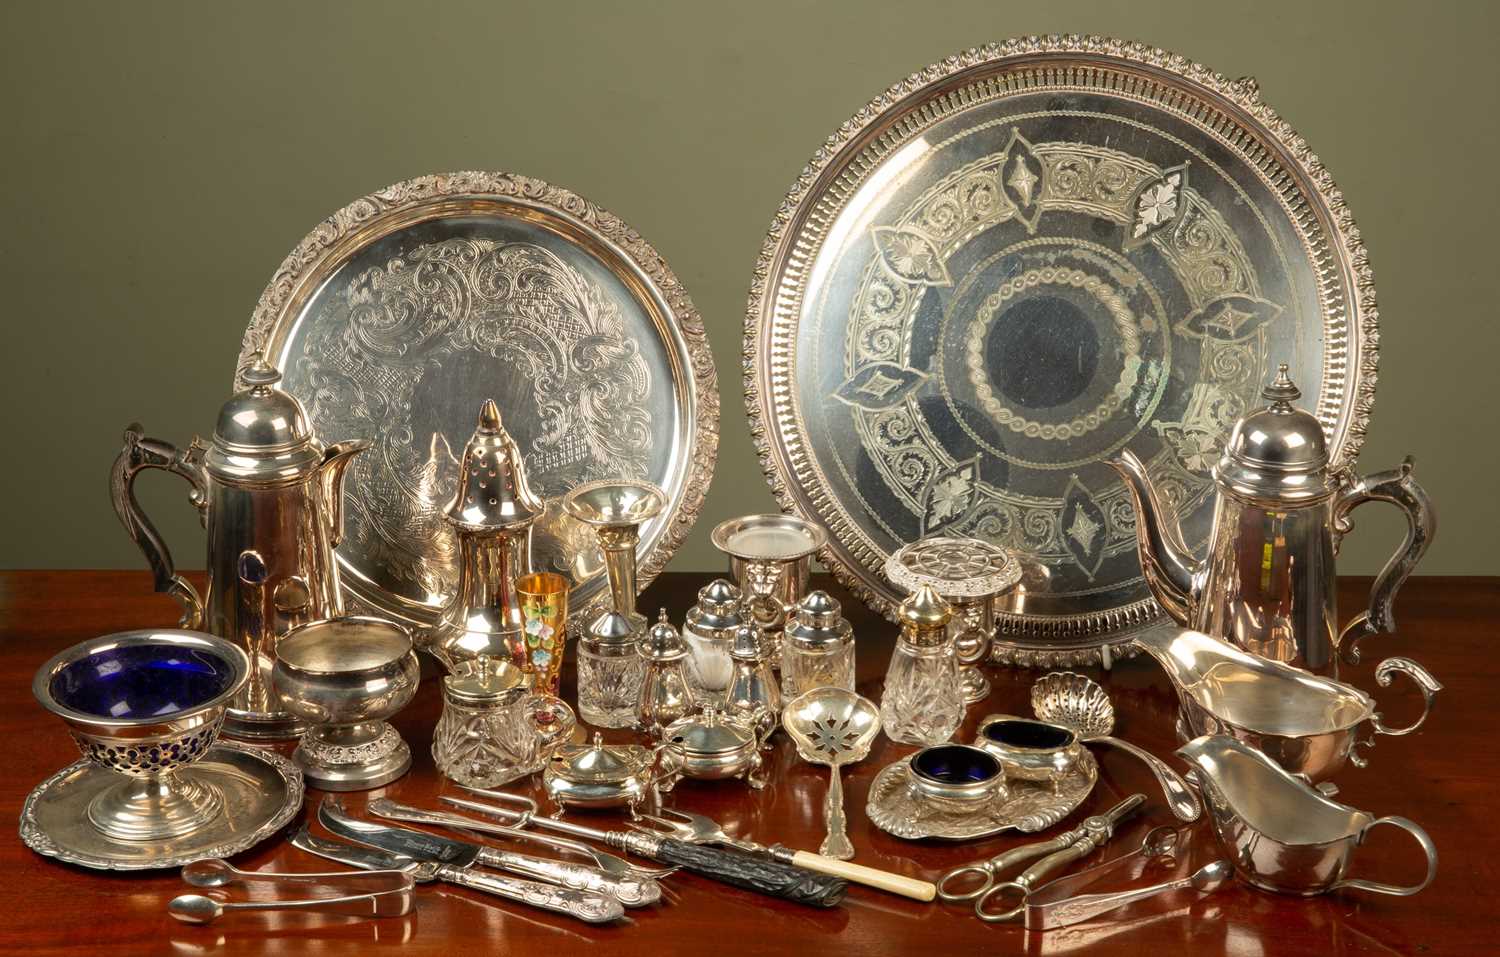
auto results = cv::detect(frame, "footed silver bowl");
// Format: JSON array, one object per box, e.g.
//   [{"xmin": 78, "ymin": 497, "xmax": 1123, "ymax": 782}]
[{"xmin": 33, "ymin": 629, "xmax": 250, "ymax": 842}]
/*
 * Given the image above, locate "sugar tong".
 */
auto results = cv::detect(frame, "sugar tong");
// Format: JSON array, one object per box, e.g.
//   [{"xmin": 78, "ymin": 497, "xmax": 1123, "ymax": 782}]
[{"xmin": 937, "ymin": 793, "xmax": 1144, "ymax": 922}]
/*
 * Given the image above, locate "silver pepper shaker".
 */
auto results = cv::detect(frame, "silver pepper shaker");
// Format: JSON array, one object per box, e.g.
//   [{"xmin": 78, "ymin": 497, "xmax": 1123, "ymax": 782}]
[
  {"xmin": 781, "ymin": 590, "xmax": 856, "ymax": 699},
  {"xmin": 577, "ymin": 609, "xmax": 644, "ymax": 729},
  {"xmin": 723, "ymin": 623, "xmax": 782, "ymax": 743},
  {"xmin": 682, "ymin": 579, "xmax": 745, "ymax": 701},
  {"xmin": 636, "ymin": 609, "xmax": 695, "ymax": 738}
]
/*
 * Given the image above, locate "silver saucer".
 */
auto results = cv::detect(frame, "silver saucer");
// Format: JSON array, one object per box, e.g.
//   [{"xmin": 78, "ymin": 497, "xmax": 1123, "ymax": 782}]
[
  {"xmin": 866, "ymin": 749, "xmax": 1096, "ymax": 840},
  {"xmin": 20, "ymin": 741, "xmax": 304, "ymax": 870}
]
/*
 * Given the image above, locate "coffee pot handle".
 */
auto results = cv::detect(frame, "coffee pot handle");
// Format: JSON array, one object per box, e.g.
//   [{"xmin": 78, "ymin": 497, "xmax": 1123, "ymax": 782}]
[
  {"xmin": 109, "ymin": 425, "xmax": 209, "ymax": 629},
  {"xmin": 1331, "ymin": 457, "xmax": 1436, "ymax": 665},
  {"xmin": 1336, "ymin": 815, "xmax": 1438, "ymax": 897}
]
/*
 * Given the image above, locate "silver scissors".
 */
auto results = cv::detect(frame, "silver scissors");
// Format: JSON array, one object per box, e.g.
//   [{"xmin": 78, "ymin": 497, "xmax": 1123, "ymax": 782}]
[{"xmin": 936, "ymin": 793, "xmax": 1144, "ymax": 922}]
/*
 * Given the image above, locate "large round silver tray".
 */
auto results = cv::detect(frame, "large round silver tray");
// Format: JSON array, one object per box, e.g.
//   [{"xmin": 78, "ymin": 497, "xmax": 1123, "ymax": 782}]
[
  {"xmin": 240, "ymin": 172, "xmax": 719, "ymax": 632},
  {"xmin": 745, "ymin": 36, "xmax": 1377, "ymax": 665}
]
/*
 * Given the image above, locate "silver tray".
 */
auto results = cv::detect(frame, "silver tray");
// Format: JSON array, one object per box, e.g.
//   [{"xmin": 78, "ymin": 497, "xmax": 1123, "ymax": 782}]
[
  {"xmin": 866, "ymin": 749, "xmax": 1097, "ymax": 840},
  {"xmin": 745, "ymin": 36, "xmax": 1378, "ymax": 665},
  {"xmin": 239, "ymin": 172, "xmax": 719, "ymax": 632},
  {"xmin": 20, "ymin": 742, "xmax": 304, "ymax": 870}
]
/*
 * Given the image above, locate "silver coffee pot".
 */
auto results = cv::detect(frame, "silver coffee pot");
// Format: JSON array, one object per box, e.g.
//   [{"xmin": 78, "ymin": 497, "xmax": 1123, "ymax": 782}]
[
  {"xmin": 111, "ymin": 352, "xmax": 369, "ymax": 738},
  {"xmin": 1111, "ymin": 365, "xmax": 1435, "ymax": 675}
]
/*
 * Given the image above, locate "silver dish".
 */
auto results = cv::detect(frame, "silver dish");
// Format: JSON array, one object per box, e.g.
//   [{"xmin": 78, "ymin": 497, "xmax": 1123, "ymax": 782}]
[
  {"xmin": 239, "ymin": 171, "xmax": 719, "ymax": 634},
  {"xmin": 974, "ymin": 714, "xmax": 1085, "ymax": 790},
  {"xmin": 543, "ymin": 733, "xmax": 657, "ymax": 817},
  {"xmin": 867, "ymin": 747, "xmax": 1096, "ymax": 840},
  {"xmin": 745, "ymin": 36, "xmax": 1379, "ymax": 665},
  {"xmin": 20, "ymin": 741, "xmax": 304, "ymax": 871}
]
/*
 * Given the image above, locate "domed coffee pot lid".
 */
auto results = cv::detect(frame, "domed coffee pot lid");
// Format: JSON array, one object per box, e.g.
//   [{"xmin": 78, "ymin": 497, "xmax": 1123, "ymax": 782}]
[
  {"xmin": 639, "ymin": 609, "xmax": 688, "ymax": 661},
  {"xmin": 1215, "ymin": 365, "xmax": 1335, "ymax": 502},
  {"xmin": 207, "ymin": 352, "xmax": 324, "ymax": 480},
  {"xmin": 784, "ymin": 590, "xmax": 852, "ymax": 650},
  {"xmin": 446, "ymin": 399, "xmax": 545, "ymax": 531}
]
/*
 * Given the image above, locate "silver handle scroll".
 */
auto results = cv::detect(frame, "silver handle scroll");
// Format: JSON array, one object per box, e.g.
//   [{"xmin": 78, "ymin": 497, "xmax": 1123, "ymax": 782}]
[
  {"xmin": 109, "ymin": 425, "xmax": 209, "ymax": 628},
  {"xmin": 434, "ymin": 865, "xmax": 624, "ymax": 923}
]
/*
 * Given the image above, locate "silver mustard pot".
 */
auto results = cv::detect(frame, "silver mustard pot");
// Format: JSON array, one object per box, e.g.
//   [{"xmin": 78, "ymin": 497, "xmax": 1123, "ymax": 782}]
[{"xmin": 111, "ymin": 352, "xmax": 369, "ymax": 739}]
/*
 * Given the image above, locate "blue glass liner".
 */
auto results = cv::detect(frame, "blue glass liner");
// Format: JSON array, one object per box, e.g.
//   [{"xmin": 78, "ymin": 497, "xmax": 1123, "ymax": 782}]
[
  {"xmin": 49, "ymin": 644, "xmax": 236, "ymax": 719},
  {"xmin": 912, "ymin": 745, "xmax": 1000, "ymax": 785}
]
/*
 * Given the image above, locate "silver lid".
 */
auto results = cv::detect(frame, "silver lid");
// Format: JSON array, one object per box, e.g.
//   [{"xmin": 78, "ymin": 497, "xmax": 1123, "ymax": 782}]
[
  {"xmin": 684, "ymin": 579, "xmax": 744, "ymax": 638},
  {"xmin": 662, "ymin": 706, "xmax": 754, "ymax": 756},
  {"xmin": 442, "ymin": 654, "xmax": 527, "ymax": 706},
  {"xmin": 1215, "ymin": 365, "xmax": 1334, "ymax": 502},
  {"xmin": 580, "ymin": 609, "xmax": 638, "ymax": 657},
  {"xmin": 549, "ymin": 732, "xmax": 652, "ymax": 783},
  {"xmin": 784, "ymin": 590, "xmax": 853, "ymax": 651},
  {"xmin": 898, "ymin": 584, "xmax": 954, "ymax": 648},
  {"xmin": 207, "ymin": 352, "xmax": 324, "ymax": 482},
  {"xmin": 729, "ymin": 623, "xmax": 775, "ymax": 661},
  {"xmin": 446, "ymin": 399, "xmax": 545, "ymax": 531},
  {"xmin": 638, "ymin": 609, "xmax": 688, "ymax": 661}
]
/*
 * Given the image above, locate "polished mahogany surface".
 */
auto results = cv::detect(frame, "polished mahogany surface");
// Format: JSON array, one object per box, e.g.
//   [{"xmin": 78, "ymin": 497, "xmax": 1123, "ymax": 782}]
[{"xmin": 1, "ymin": 571, "xmax": 1494, "ymax": 955}]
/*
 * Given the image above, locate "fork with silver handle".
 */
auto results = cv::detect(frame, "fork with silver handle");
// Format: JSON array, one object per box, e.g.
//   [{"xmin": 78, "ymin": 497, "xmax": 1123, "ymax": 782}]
[
  {"xmin": 368, "ymin": 798, "xmax": 661, "ymax": 906},
  {"xmin": 633, "ymin": 807, "xmax": 937, "ymax": 901}
]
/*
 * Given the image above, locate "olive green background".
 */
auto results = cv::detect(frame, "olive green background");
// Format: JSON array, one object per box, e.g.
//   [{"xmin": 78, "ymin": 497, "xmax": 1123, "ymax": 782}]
[{"xmin": 3, "ymin": 0, "xmax": 1496, "ymax": 579}]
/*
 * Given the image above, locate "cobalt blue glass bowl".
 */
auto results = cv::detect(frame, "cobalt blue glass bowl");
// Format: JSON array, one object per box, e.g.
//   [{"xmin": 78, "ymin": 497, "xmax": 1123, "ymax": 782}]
[
  {"xmin": 34, "ymin": 630, "xmax": 249, "ymax": 777},
  {"xmin": 909, "ymin": 744, "xmax": 1006, "ymax": 802}
]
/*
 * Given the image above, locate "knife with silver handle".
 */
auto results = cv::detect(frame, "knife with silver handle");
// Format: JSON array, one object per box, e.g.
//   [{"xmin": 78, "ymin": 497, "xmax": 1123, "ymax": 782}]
[
  {"xmin": 308, "ymin": 803, "xmax": 625, "ymax": 924},
  {"xmin": 368, "ymin": 798, "xmax": 660, "ymax": 906}
]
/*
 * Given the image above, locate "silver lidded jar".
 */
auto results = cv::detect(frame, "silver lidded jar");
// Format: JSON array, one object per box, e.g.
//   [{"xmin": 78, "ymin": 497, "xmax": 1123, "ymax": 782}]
[
  {"xmin": 780, "ymin": 590, "xmax": 856, "ymax": 699},
  {"xmin": 431, "ymin": 654, "xmax": 575, "ymax": 788},
  {"xmin": 577, "ymin": 609, "xmax": 644, "ymax": 729},
  {"xmin": 636, "ymin": 610, "xmax": 696, "ymax": 738},
  {"xmin": 880, "ymin": 584, "xmax": 962, "ymax": 745},
  {"xmin": 682, "ymin": 579, "xmax": 745, "ymax": 701}
]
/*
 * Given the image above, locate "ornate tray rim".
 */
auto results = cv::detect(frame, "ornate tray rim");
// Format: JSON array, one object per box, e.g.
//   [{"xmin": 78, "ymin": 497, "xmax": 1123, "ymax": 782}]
[
  {"xmin": 237, "ymin": 170, "xmax": 720, "ymax": 629},
  {"xmin": 19, "ymin": 741, "xmax": 305, "ymax": 871},
  {"xmin": 743, "ymin": 35, "xmax": 1378, "ymax": 665}
]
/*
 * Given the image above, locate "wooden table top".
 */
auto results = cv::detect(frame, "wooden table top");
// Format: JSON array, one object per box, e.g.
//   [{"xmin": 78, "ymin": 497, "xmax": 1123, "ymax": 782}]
[{"xmin": 1, "ymin": 570, "xmax": 1494, "ymax": 955}]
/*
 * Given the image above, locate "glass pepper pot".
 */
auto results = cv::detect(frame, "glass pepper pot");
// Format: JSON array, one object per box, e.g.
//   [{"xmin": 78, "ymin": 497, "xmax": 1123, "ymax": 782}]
[
  {"xmin": 880, "ymin": 583, "xmax": 962, "ymax": 745},
  {"xmin": 682, "ymin": 578, "xmax": 745, "ymax": 701},
  {"xmin": 636, "ymin": 610, "xmax": 695, "ymax": 738},
  {"xmin": 723, "ymin": 623, "xmax": 782, "ymax": 743},
  {"xmin": 780, "ymin": 590, "xmax": 856, "ymax": 699},
  {"xmin": 577, "ymin": 609, "xmax": 644, "ymax": 729}
]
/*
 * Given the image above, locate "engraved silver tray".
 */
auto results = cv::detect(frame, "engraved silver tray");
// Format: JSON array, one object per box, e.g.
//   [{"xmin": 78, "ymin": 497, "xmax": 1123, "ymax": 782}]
[
  {"xmin": 745, "ymin": 36, "xmax": 1377, "ymax": 665},
  {"xmin": 866, "ymin": 749, "xmax": 1097, "ymax": 840},
  {"xmin": 239, "ymin": 172, "xmax": 718, "ymax": 632},
  {"xmin": 20, "ymin": 742, "xmax": 304, "ymax": 870}
]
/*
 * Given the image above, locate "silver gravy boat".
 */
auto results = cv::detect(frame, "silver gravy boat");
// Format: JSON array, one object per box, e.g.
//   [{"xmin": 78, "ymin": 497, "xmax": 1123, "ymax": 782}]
[
  {"xmin": 1136, "ymin": 628, "xmax": 1439, "ymax": 784},
  {"xmin": 1179, "ymin": 735, "xmax": 1437, "ymax": 897}
]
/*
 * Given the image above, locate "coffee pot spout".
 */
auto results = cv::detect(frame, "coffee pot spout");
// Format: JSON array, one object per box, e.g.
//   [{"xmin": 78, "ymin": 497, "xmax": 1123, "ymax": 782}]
[
  {"xmin": 1107, "ymin": 449, "xmax": 1198, "ymax": 624},
  {"xmin": 317, "ymin": 439, "xmax": 371, "ymax": 548}
]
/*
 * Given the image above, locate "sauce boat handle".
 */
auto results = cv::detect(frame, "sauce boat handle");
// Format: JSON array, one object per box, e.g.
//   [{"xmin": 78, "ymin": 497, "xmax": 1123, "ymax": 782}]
[{"xmin": 1336, "ymin": 815, "xmax": 1438, "ymax": 897}]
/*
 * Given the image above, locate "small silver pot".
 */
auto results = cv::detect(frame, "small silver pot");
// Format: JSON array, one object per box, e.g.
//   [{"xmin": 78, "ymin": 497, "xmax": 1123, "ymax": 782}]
[
  {"xmin": 542, "ymin": 733, "xmax": 656, "ymax": 817},
  {"xmin": 656, "ymin": 707, "xmax": 767, "ymax": 790},
  {"xmin": 974, "ymin": 715, "xmax": 1084, "ymax": 791},
  {"xmin": 907, "ymin": 744, "xmax": 1007, "ymax": 804}
]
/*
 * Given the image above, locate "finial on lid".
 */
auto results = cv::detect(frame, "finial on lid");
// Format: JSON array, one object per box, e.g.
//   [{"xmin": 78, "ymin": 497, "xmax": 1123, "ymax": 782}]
[
  {"xmin": 477, "ymin": 398, "xmax": 502, "ymax": 435},
  {"xmin": 1261, "ymin": 363, "xmax": 1302, "ymax": 408},
  {"xmin": 238, "ymin": 351, "xmax": 283, "ymax": 389}
]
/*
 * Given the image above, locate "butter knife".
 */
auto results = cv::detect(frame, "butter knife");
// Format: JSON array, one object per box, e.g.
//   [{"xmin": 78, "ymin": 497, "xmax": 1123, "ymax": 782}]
[
  {"xmin": 310, "ymin": 801, "xmax": 624, "ymax": 924},
  {"xmin": 367, "ymin": 798, "xmax": 660, "ymax": 906}
]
